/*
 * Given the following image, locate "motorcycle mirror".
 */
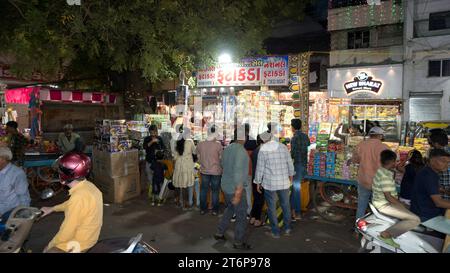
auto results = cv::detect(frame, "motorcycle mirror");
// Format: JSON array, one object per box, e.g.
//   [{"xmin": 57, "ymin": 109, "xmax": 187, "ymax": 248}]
[{"xmin": 41, "ymin": 188, "xmax": 55, "ymax": 200}]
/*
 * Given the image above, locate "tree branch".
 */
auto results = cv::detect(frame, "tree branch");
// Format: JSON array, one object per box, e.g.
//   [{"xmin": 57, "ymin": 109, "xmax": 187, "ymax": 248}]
[{"xmin": 8, "ymin": 0, "xmax": 27, "ymax": 20}]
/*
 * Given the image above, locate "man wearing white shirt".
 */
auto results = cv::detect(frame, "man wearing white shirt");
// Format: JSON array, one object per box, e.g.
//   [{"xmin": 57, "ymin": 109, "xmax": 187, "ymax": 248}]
[
  {"xmin": 0, "ymin": 147, "xmax": 31, "ymax": 218},
  {"xmin": 254, "ymin": 132, "xmax": 295, "ymax": 239}
]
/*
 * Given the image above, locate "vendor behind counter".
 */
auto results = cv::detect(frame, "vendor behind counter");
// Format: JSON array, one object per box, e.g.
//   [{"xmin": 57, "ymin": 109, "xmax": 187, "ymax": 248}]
[{"xmin": 57, "ymin": 124, "xmax": 85, "ymax": 154}]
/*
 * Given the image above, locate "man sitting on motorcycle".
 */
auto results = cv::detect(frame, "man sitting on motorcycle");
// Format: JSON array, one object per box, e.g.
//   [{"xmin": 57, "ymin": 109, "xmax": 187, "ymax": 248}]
[
  {"xmin": 0, "ymin": 147, "xmax": 31, "ymax": 222},
  {"xmin": 40, "ymin": 152, "xmax": 103, "ymax": 253},
  {"xmin": 411, "ymin": 149, "xmax": 450, "ymax": 222},
  {"xmin": 372, "ymin": 150, "xmax": 420, "ymax": 248}
]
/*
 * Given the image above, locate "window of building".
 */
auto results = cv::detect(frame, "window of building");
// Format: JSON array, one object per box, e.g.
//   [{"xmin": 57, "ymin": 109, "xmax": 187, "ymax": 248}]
[
  {"xmin": 348, "ymin": 30, "xmax": 370, "ymax": 49},
  {"xmin": 428, "ymin": 59, "xmax": 450, "ymax": 77},
  {"xmin": 429, "ymin": 11, "xmax": 450, "ymax": 31}
]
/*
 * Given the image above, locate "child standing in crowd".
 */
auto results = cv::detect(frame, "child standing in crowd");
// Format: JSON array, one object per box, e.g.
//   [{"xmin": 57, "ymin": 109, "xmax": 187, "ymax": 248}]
[
  {"xmin": 150, "ymin": 151, "xmax": 168, "ymax": 206},
  {"xmin": 189, "ymin": 162, "xmax": 201, "ymax": 209}
]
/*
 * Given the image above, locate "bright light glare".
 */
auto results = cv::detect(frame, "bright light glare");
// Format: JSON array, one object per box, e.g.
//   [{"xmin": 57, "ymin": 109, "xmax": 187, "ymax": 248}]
[{"xmin": 218, "ymin": 53, "xmax": 232, "ymax": 64}]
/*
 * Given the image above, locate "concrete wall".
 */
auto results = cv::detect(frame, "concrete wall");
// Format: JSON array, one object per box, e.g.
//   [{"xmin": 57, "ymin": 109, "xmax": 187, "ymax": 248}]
[
  {"xmin": 330, "ymin": 45, "xmax": 404, "ymax": 67},
  {"xmin": 403, "ymin": 0, "xmax": 450, "ymax": 121},
  {"xmin": 413, "ymin": 0, "xmax": 450, "ymax": 38}
]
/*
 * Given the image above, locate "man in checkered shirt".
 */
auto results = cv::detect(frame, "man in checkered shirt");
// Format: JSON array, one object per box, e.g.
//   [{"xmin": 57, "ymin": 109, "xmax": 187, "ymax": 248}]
[
  {"xmin": 428, "ymin": 130, "xmax": 450, "ymax": 200},
  {"xmin": 254, "ymin": 131, "xmax": 295, "ymax": 238}
]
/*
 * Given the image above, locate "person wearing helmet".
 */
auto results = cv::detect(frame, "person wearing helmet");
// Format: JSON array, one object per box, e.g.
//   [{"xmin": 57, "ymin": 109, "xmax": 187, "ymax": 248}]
[{"xmin": 40, "ymin": 152, "xmax": 103, "ymax": 253}]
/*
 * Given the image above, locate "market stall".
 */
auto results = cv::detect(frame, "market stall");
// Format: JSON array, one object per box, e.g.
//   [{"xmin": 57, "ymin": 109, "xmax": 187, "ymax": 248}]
[
  {"xmin": 194, "ymin": 55, "xmax": 292, "ymax": 142},
  {"xmin": 1, "ymin": 86, "xmax": 123, "ymax": 196}
]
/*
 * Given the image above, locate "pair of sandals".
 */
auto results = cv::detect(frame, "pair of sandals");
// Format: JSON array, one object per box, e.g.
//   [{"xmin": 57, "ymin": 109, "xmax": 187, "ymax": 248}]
[{"xmin": 249, "ymin": 217, "xmax": 264, "ymax": 227}]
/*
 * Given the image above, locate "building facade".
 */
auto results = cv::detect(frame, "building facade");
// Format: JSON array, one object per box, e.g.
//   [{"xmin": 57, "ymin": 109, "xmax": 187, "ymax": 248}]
[
  {"xmin": 403, "ymin": 0, "xmax": 450, "ymax": 122},
  {"xmin": 327, "ymin": 0, "xmax": 405, "ymax": 140}
]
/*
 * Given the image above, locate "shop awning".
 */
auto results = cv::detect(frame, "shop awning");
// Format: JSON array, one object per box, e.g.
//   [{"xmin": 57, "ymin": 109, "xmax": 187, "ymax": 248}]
[{"xmin": 4, "ymin": 87, "xmax": 117, "ymax": 105}]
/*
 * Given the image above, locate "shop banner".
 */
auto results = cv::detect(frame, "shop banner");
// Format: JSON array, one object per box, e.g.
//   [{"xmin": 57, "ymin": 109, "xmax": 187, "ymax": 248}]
[
  {"xmin": 328, "ymin": 65, "xmax": 403, "ymax": 99},
  {"xmin": 197, "ymin": 56, "xmax": 289, "ymax": 87},
  {"xmin": 5, "ymin": 87, "xmax": 39, "ymax": 104}
]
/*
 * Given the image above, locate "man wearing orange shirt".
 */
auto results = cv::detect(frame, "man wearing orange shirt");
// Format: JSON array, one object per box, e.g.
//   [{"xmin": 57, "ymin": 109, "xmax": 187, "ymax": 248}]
[{"xmin": 352, "ymin": 127, "xmax": 390, "ymax": 221}]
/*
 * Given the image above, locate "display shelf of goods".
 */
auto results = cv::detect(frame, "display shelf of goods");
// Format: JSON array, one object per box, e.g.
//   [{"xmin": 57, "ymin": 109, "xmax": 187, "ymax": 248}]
[{"xmin": 413, "ymin": 138, "xmax": 430, "ymax": 156}]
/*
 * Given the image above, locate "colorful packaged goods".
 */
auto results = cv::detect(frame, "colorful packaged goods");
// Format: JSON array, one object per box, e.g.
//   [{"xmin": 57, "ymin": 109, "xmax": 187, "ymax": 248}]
[
  {"xmin": 94, "ymin": 119, "xmax": 132, "ymax": 152},
  {"xmin": 413, "ymin": 138, "xmax": 429, "ymax": 156},
  {"xmin": 309, "ymin": 123, "xmax": 318, "ymax": 144},
  {"xmin": 316, "ymin": 134, "xmax": 329, "ymax": 150},
  {"xmin": 350, "ymin": 164, "xmax": 359, "ymax": 180}
]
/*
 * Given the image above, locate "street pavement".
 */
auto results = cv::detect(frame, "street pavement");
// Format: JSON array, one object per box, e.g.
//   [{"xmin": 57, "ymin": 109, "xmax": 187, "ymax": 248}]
[{"xmin": 27, "ymin": 192, "xmax": 360, "ymax": 253}]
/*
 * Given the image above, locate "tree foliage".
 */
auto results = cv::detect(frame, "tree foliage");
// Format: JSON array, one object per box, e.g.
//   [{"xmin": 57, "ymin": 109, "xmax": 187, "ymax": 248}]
[{"xmin": 0, "ymin": 0, "xmax": 311, "ymax": 85}]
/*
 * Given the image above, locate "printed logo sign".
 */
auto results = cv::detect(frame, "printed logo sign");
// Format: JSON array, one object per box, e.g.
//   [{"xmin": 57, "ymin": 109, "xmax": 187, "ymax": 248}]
[
  {"xmin": 344, "ymin": 72, "xmax": 382, "ymax": 95},
  {"xmin": 197, "ymin": 56, "xmax": 289, "ymax": 87}
]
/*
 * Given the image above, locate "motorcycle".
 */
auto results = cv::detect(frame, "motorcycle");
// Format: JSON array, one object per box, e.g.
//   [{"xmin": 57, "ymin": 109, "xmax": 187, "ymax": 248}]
[
  {"xmin": 0, "ymin": 189, "xmax": 158, "ymax": 253},
  {"xmin": 356, "ymin": 203, "xmax": 449, "ymax": 253}
]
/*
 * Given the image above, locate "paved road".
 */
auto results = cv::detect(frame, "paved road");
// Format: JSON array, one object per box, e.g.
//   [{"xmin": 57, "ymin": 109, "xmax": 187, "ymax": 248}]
[{"xmin": 27, "ymin": 193, "xmax": 360, "ymax": 253}]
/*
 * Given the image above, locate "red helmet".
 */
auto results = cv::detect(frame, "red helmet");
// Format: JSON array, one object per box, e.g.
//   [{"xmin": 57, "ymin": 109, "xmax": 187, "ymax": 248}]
[{"xmin": 57, "ymin": 152, "xmax": 91, "ymax": 183}]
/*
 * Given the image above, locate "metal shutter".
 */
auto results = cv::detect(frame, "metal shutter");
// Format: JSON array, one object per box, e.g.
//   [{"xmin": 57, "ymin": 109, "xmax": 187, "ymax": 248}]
[{"xmin": 409, "ymin": 97, "xmax": 441, "ymax": 122}]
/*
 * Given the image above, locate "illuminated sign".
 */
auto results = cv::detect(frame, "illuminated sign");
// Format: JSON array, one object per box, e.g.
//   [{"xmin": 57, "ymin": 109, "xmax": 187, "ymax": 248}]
[
  {"xmin": 344, "ymin": 72, "xmax": 382, "ymax": 95},
  {"xmin": 197, "ymin": 56, "xmax": 289, "ymax": 87}
]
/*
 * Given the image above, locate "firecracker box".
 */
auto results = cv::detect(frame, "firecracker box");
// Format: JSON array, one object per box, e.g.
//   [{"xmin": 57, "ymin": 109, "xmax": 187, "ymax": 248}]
[
  {"xmin": 92, "ymin": 149, "xmax": 139, "ymax": 178},
  {"xmin": 93, "ymin": 172, "xmax": 141, "ymax": 204}
]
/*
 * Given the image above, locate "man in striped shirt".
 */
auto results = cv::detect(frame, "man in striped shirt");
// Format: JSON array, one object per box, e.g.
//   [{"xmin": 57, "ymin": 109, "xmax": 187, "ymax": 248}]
[
  {"xmin": 372, "ymin": 150, "xmax": 420, "ymax": 248},
  {"xmin": 254, "ymin": 131, "xmax": 295, "ymax": 238}
]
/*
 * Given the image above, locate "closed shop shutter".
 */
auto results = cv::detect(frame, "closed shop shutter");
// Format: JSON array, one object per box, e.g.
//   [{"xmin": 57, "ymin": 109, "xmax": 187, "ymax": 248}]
[{"xmin": 409, "ymin": 97, "xmax": 441, "ymax": 122}]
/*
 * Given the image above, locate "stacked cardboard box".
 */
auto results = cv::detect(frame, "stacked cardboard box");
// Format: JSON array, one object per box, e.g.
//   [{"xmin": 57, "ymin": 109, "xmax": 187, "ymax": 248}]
[
  {"xmin": 307, "ymin": 151, "xmax": 316, "ymax": 176},
  {"xmin": 335, "ymin": 152, "xmax": 345, "ymax": 179},
  {"xmin": 319, "ymin": 153, "xmax": 327, "ymax": 177},
  {"xmin": 93, "ymin": 148, "xmax": 141, "ymax": 204},
  {"xmin": 326, "ymin": 152, "xmax": 336, "ymax": 178}
]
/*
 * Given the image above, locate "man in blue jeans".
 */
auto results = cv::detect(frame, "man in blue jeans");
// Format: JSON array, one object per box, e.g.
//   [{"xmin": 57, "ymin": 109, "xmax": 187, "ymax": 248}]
[
  {"xmin": 196, "ymin": 126, "xmax": 223, "ymax": 215},
  {"xmin": 254, "ymin": 132, "xmax": 295, "ymax": 238},
  {"xmin": 214, "ymin": 128, "xmax": 252, "ymax": 249},
  {"xmin": 290, "ymin": 119, "xmax": 310, "ymax": 221},
  {"xmin": 351, "ymin": 127, "xmax": 389, "ymax": 224}
]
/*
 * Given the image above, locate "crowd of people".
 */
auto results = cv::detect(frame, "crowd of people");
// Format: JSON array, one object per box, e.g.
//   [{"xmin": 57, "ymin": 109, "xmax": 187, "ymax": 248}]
[
  {"xmin": 352, "ymin": 127, "xmax": 450, "ymax": 248},
  {"xmin": 0, "ymin": 117, "xmax": 449, "ymax": 253},
  {"xmin": 132, "ymin": 118, "xmax": 450, "ymax": 250},
  {"xmin": 142, "ymin": 119, "xmax": 311, "ymax": 249}
]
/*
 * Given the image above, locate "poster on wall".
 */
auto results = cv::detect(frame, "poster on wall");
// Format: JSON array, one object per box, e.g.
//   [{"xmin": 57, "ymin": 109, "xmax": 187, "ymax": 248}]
[{"xmin": 197, "ymin": 56, "xmax": 289, "ymax": 87}]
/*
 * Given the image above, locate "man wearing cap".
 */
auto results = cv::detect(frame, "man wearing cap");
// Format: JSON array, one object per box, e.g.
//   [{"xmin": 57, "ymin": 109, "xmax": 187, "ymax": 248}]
[{"xmin": 352, "ymin": 126, "xmax": 390, "ymax": 222}]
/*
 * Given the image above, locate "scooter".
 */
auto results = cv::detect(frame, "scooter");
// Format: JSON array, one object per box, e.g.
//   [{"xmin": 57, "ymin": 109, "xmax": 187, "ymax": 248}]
[
  {"xmin": 0, "ymin": 189, "xmax": 158, "ymax": 253},
  {"xmin": 356, "ymin": 203, "xmax": 449, "ymax": 253}
]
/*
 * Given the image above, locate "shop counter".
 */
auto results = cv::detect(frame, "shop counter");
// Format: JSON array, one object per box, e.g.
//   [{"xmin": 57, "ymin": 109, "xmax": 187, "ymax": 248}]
[{"xmin": 304, "ymin": 175, "xmax": 357, "ymax": 186}]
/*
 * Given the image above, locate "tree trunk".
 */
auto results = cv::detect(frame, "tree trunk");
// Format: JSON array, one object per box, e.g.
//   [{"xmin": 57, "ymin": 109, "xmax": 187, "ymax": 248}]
[{"xmin": 109, "ymin": 71, "xmax": 152, "ymax": 119}]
